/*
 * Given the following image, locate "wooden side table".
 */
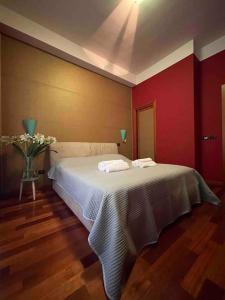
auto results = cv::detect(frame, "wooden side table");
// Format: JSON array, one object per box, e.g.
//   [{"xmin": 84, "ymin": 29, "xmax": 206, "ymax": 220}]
[{"xmin": 19, "ymin": 176, "xmax": 39, "ymax": 201}]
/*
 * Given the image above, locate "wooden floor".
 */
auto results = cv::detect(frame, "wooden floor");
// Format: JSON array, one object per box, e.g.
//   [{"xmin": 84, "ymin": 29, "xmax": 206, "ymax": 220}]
[{"xmin": 0, "ymin": 188, "xmax": 225, "ymax": 300}]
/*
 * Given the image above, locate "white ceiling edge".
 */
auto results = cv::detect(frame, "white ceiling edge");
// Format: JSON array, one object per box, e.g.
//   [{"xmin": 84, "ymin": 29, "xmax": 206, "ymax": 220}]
[
  {"xmin": 0, "ymin": 4, "xmax": 136, "ymax": 87},
  {"xmin": 195, "ymin": 35, "xmax": 225, "ymax": 61},
  {"xmin": 137, "ymin": 36, "xmax": 225, "ymax": 84},
  {"xmin": 136, "ymin": 40, "xmax": 194, "ymax": 85},
  {"xmin": 0, "ymin": 4, "xmax": 224, "ymax": 88}
]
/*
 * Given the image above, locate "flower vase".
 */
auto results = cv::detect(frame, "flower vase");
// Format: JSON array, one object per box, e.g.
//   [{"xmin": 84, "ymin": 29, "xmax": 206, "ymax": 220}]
[{"xmin": 23, "ymin": 156, "xmax": 34, "ymax": 179}]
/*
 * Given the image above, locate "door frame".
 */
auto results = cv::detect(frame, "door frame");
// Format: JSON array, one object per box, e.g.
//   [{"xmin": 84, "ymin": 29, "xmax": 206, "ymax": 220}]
[
  {"xmin": 135, "ymin": 101, "xmax": 156, "ymax": 160},
  {"xmin": 222, "ymin": 85, "xmax": 225, "ymax": 182}
]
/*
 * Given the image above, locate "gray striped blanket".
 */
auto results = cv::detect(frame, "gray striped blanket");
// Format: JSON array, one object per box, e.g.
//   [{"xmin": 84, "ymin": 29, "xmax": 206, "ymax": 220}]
[{"xmin": 48, "ymin": 154, "xmax": 220, "ymax": 299}]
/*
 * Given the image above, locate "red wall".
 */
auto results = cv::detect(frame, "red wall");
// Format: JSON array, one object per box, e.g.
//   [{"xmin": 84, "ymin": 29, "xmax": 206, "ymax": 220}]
[
  {"xmin": 132, "ymin": 54, "xmax": 197, "ymax": 168},
  {"xmin": 200, "ymin": 50, "xmax": 225, "ymax": 182}
]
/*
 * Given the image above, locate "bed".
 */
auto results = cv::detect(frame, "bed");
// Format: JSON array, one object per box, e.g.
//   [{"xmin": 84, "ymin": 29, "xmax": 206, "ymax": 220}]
[{"xmin": 48, "ymin": 142, "xmax": 220, "ymax": 300}]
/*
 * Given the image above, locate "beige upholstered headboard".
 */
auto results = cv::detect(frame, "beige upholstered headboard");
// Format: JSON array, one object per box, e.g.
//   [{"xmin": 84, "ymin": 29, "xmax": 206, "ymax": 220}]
[{"xmin": 50, "ymin": 142, "xmax": 118, "ymax": 166}]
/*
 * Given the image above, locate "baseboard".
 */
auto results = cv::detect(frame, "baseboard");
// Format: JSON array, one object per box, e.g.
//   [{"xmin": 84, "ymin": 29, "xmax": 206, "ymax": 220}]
[{"xmin": 206, "ymin": 180, "xmax": 225, "ymax": 188}]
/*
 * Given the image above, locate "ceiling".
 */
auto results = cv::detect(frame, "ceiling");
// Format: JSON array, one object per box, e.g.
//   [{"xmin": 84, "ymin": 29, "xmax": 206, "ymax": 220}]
[{"xmin": 0, "ymin": 0, "xmax": 225, "ymax": 75}]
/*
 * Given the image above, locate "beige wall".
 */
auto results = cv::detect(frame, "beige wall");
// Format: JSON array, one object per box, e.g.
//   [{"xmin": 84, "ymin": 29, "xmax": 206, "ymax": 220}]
[{"xmin": 1, "ymin": 35, "xmax": 132, "ymax": 193}]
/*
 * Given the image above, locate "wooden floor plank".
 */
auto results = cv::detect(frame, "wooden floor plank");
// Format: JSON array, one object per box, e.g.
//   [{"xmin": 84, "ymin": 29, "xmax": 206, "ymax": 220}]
[
  {"xmin": 0, "ymin": 189, "xmax": 225, "ymax": 300},
  {"xmin": 181, "ymin": 240, "xmax": 219, "ymax": 297}
]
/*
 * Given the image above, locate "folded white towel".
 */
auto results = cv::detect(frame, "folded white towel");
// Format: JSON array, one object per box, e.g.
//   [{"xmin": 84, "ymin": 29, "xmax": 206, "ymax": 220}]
[
  {"xmin": 139, "ymin": 161, "xmax": 157, "ymax": 168},
  {"xmin": 132, "ymin": 158, "xmax": 152, "ymax": 167},
  {"xmin": 105, "ymin": 161, "xmax": 129, "ymax": 173},
  {"xmin": 98, "ymin": 160, "xmax": 125, "ymax": 172},
  {"xmin": 138, "ymin": 158, "xmax": 152, "ymax": 162}
]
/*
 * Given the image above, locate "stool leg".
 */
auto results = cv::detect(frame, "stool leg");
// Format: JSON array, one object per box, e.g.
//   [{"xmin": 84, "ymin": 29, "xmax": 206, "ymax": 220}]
[
  {"xmin": 19, "ymin": 181, "xmax": 23, "ymax": 201},
  {"xmin": 32, "ymin": 181, "xmax": 36, "ymax": 200}
]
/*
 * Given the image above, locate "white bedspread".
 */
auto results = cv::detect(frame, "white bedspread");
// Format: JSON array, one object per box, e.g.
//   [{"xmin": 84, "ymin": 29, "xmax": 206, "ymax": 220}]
[{"xmin": 48, "ymin": 154, "xmax": 220, "ymax": 300}]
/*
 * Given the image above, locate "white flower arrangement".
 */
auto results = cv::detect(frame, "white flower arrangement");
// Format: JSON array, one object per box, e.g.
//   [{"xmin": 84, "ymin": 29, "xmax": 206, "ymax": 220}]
[
  {"xmin": 1, "ymin": 133, "xmax": 57, "ymax": 178},
  {"xmin": 1, "ymin": 133, "xmax": 56, "ymax": 146}
]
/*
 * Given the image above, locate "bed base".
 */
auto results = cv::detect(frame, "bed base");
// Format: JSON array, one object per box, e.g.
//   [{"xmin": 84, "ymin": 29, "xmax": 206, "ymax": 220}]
[{"xmin": 53, "ymin": 181, "xmax": 93, "ymax": 232}]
